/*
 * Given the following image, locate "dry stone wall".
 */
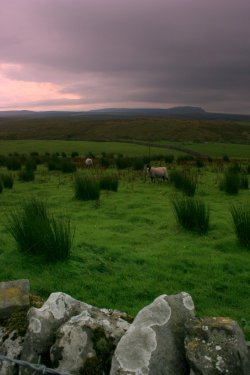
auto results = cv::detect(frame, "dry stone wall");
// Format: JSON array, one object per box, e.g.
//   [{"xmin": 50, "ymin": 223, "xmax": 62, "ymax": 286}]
[{"xmin": 0, "ymin": 279, "xmax": 249, "ymax": 375}]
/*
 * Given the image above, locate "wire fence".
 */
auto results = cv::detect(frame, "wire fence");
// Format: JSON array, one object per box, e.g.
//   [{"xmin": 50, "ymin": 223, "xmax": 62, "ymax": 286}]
[{"xmin": 0, "ymin": 354, "xmax": 72, "ymax": 375}]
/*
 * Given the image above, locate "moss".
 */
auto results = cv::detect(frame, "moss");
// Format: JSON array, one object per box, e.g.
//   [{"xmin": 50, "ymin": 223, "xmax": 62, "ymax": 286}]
[
  {"xmin": 1, "ymin": 309, "xmax": 28, "ymax": 336},
  {"xmin": 0, "ymin": 293, "xmax": 44, "ymax": 336},
  {"xmin": 81, "ymin": 357, "xmax": 103, "ymax": 375},
  {"xmin": 29, "ymin": 293, "xmax": 45, "ymax": 308},
  {"xmin": 81, "ymin": 327, "xmax": 116, "ymax": 375}
]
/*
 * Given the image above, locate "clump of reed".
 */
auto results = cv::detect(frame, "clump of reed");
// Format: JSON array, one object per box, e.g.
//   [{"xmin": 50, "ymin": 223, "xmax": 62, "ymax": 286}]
[
  {"xmin": 230, "ymin": 204, "xmax": 250, "ymax": 248},
  {"xmin": 170, "ymin": 170, "xmax": 197, "ymax": 196},
  {"xmin": 74, "ymin": 173, "xmax": 100, "ymax": 201},
  {"xmin": 0, "ymin": 173, "xmax": 14, "ymax": 189},
  {"xmin": 172, "ymin": 197, "xmax": 209, "ymax": 234},
  {"xmin": 6, "ymin": 198, "xmax": 73, "ymax": 262},
  {"xmin": 219, "ymin": 170, "xmax": 240, "ymax": 195},
  {"xmin": 99, "ymin": 174, "xmax": 119, "ymax": 192}
]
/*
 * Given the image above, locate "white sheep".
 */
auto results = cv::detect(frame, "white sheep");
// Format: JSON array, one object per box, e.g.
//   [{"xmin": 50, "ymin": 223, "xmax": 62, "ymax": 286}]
[
  {"xmin": 146, "ymin": 164, "xmax": 168, "ymax": 182},
  {"xmin": 85, "ymin": 158, "xmax": 93, "ymax": 167}
]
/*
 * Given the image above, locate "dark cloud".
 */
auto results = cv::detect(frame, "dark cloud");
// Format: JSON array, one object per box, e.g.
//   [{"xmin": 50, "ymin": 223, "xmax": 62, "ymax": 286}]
[{"xmin": 0, "ymin": 0, "xmax": 250, "ymax": 113}]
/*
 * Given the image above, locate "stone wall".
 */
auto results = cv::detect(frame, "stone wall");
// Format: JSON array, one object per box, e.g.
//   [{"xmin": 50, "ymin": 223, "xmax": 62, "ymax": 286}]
[{"xmin": 0, "ymin": 279, "xmax": 249, "ymax": 375}]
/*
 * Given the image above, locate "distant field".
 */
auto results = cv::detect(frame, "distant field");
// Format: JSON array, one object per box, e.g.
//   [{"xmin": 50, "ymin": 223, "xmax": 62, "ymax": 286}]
[
  {"xmin": 0, "ymin": 140, "xmax": 185, "ymax": 158},
  {"xmin": 154, "ymin": 141, "xmax": 250, "ymax": 158},
  {"xmin": 0, "ymin": 139, "xmax": 250, "ymax": 159}
]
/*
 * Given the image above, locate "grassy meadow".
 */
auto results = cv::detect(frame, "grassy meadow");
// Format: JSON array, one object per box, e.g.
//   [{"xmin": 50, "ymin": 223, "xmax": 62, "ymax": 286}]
[
  {"xmin": 0, "ymin": 140, "xmax": 185, "ymax": 158},
  {"xmin": 0, "ymin": 144, "xmax": 249, "ymax": 339}
]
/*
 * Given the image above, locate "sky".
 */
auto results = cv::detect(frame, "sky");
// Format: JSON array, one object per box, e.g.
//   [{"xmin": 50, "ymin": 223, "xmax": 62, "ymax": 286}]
[{"xmin": 0, "ymin": 0, "xmax": 250, "ymax": 114}]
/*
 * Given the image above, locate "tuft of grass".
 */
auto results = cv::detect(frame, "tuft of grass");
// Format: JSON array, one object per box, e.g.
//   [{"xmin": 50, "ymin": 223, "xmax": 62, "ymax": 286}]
[
  {"xmin": 230, "ymin": 204, "xmax": 250, "ymax": 248},
  {"xmin": 0, "ymin": 173, "xmax": 14, "ymax": 189},
  {"xmin": 61, "ymin": 158, "xmax": 77, "ymax": 173},
  {"xmin": 99, "ymin": 174, "xmax": 119, "ymax": 192},
  {"xmin": 172, "ymin": 197, "xmax": 209, "ymax": 234},
  {"xmin": 6, "ymin": 156, "xmax": 22, "ymax": 171},
  {"xmin": 19, "ymin": 168, "xmax": 35, "ymax": 182},
  {"xmin": 132, "ymin": 157, "xmax": 145, "ymax": 171},
  {"xmin": 74, "ymin": 173, "xmax": 100, "ymax": 201},
  {"xmin": 240, "ymin": 174, "xmax": 249, "ymax": 190},
  {"xmin": 170, "ymin": 170, "xmax": 197, "ymax": 196},
  {"xmin": 6, "ymin": 198, "xmax": 73, "ymax": 262},
  {"xmin": 25, "ymin": 157, "xmax": 37, "ymax": 171},
  {"xmin": 220, "ymin": 171, "xmax": 240, "ymax": 195}
]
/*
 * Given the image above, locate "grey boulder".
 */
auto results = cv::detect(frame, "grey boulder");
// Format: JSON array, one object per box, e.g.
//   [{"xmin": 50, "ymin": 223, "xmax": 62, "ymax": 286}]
[
  {"xmin": 185, "ymin": 316, "xmax": 249, "ymax": 374},
  {"xmin": 110, "ymin": 292, "xmax": 195, "ymax": 375}
]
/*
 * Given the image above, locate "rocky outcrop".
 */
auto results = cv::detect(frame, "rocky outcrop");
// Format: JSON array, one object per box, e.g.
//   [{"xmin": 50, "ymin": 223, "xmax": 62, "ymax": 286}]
[{"xmin": 0, "ymin": 280, "xmax": 249, "ymax": 375}]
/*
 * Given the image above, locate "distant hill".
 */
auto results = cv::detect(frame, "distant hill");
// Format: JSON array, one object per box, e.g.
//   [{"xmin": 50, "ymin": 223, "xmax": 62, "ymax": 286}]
[
  {"xmin": 1, "ymin": 106, "xmax": 250, "ymax": 121},
  {"xmin": 0, "ymin": 106, "xmax": 249, "ymax": 143}
]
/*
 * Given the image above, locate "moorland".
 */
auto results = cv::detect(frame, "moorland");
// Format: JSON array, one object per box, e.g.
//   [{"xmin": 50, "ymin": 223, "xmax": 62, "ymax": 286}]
[{"xmin": 0, "ymin": 111, "xmax": 249, "ymax": 339}]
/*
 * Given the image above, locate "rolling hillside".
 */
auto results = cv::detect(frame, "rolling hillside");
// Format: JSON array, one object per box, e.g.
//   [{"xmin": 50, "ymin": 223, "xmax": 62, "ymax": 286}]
[{"xmin": 0, "ymin": 108, "xmax": 249, "ymax": 143}]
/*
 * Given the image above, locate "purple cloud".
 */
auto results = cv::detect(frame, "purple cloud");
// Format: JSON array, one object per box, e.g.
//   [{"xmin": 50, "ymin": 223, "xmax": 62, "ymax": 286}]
[{"xmin": 0, "ymin": 0, "xmax": 250, "ymax": 113}]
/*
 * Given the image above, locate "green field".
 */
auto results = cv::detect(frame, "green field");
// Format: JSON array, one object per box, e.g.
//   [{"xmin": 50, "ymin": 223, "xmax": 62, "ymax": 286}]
[
  {"xmin": 0, "ymin": 140, "xmax": 184, "ymax": 158},
  {"xmin": 0, "ymin": 160, "xmax": 249, "ymax": 339},
  {"xmin": 163, "ymin": 141, "xmax": 250, "ymax": 158},
  {"xmin": 1, "ymin": 139, "xmax": 250, "ymax": 159}
]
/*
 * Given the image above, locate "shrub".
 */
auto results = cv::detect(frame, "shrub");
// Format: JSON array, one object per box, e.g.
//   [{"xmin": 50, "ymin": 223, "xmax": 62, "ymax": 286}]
[
  {"xmin": 223, "ymin": 154, "xmax": 230, "ymax": 162},
  {"xmin": 172, "ymin": 197, "xmax": 209, "ymax": 234},
  {"xmin": 164, "ymin": 154, "xmax": 175, "ymax": 164},
  {"xmin": 6, "ymin": 157, "xmax": 22, "ymax": 171},
  {"xmin": 100, "ymin": 174, "xmax": 119, "ymax": 192},
  {"xmin": 196, "ymin": 158, "xmax": 205, "ymax": 168},
  {"xmin": 47, "ymin": 157, "xmax": 62, "ymax": 171},
  {"xmin": 61, "ymin": 159, "xmax": 77, "ymax": 173},
  {"xmin": 230, "ymin": 204, "xmax": 250, "ymax": 248},
  {"xmin": 115, "ymin": 157, "xmax": 132, "ymax": 170},
  {"xmin": 100, "ymin": 157, "xmax": 111, "ymax": 168},
  {"xmin": 6, "ymin": 198, "xmax": 73, "ymax": 261},
  {"xmin": 25, "ymin": 157, "xmax": 37, "ymax": 171},
  {"xmin": 19, "ymin": 168, "xmax": 35, "ymax": 182},
  {"xmin": 0, "ymin": 173, "xmax": 14, "ymax": 189},
  {"xmin": 71, "ymin": 151, "xmax": 79, "ymax": 158},
  {"xmin": 132, "ymin": 158, "xmax": 145, "ymax": 171},
  {"xmin": 74, "ymin": 174, "xmax": 100, "ymax": 201},
  {"xmin": 0, "ymin": 179, "xmax": 3, "ymax": 193},
  {"xmin": 228, "ymin": 162, "xmax": 241, "ymax": 174},
  {"xmin": 220, "ymin": 171, "xmax": 240, "ymax": 195}
]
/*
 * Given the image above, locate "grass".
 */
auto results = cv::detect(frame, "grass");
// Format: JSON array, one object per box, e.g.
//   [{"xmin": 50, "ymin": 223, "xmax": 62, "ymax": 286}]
[
  {"xmin": 172, "ymin": 197, "xmax": 209, "ymax": 234},
  {"xmin": 167, "ymin": 141, "xmax": 250, "ymax": 158},
  {"xmin": 0, "ymin": 140, "xmax": 184, "ymax": 158},
  {"xmin": 6, "ymin": 197, "xmax": 73, "ymax": 262},
  {"xmin": 74, "ymin": 173, "xmax": 100, "ymax": 201},
  {"xmin": 231, "ymin": 204, "xmax": 250, "ymax": 248},
  {"xmin": 0, "ymin": 163, "xmax": 249, "ymax": 339}
]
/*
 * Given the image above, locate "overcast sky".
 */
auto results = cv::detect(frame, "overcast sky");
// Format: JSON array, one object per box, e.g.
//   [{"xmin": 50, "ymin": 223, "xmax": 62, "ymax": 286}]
[{"xmin": 0, "ymin": 0, "xmax": 250, "ymax": 113}]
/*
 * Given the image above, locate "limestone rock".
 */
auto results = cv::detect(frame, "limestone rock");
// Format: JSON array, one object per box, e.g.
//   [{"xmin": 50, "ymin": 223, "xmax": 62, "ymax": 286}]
[
  {"xmin": 50, "ymin": 307, "xmax": 130, "ymax": 374},
  {"xmin": 110, "ymin": 292, "xmax": 195, "ymax": 375},
  {"xmin": 185, "ymin": 316, "xmax": 249, "ymax": 374},
  {"xmin": 20, "ymin": 292, "xmax": 92, "ymax": 374},
  {"xmin": 0, "ymin": 329, "xmax": 24, "ymax": 375},
  {"xmin": 0, "ymin": 279, "xmax": 30, "ymax": 320}
]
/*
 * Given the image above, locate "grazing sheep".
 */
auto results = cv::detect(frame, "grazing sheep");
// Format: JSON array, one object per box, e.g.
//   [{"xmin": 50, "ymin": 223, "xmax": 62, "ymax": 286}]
[
  {"xmin": 85, "ymin": 158, "xmax": 93, "ymax": 167},
  {"xmin": 146, "ymin": 164, "xmax": 168, "ymax": 182}
]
